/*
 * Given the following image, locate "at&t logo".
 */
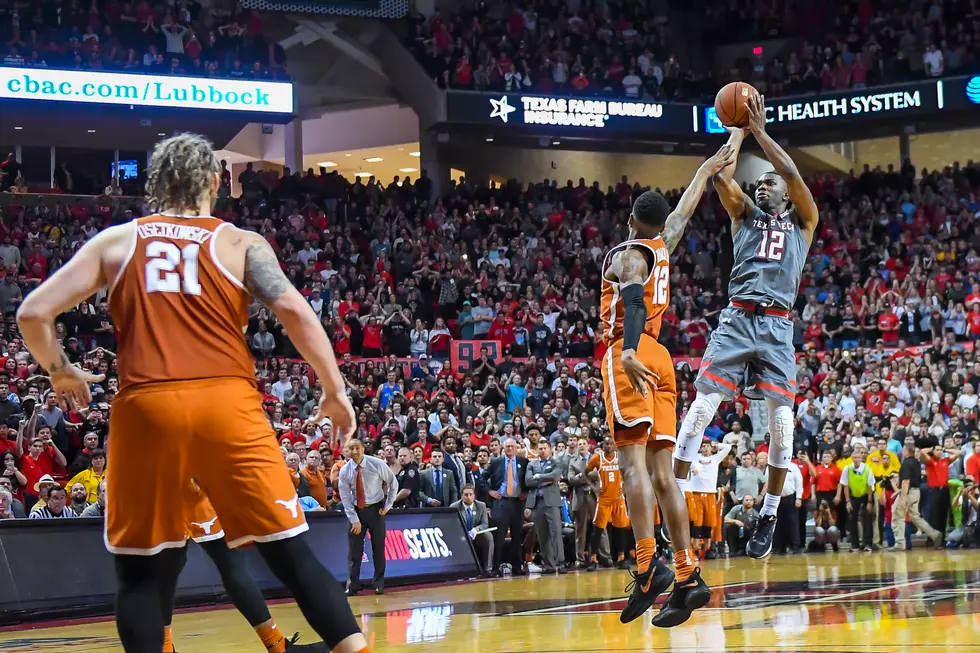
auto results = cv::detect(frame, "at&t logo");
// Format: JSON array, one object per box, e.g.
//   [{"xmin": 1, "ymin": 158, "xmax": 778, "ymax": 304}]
[{"xmin": 966, "ymin": 76, "xmax": 980, "ymax": 104}]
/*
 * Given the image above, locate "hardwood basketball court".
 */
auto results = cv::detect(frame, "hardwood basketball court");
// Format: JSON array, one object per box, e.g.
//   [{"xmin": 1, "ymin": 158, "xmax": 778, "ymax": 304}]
[{"xmin": 2, "ymin": 551, "xmax": 978, "ymax": 652}]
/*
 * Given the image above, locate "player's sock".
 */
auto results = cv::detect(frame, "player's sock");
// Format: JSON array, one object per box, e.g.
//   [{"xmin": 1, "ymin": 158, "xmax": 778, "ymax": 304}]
[
  {"xmin": 760, "ymin": 493, "xmax": 781, "ymax": 517},
  {"xmin": 257, "ymin": 623, "xmax": 286, "ymax": 653},
  {"xmin": 674, "ymin": 548, "xmax": 696, "ymax": 583},
  {"xmin": 162, "ymin": 626, "xmax": 174, "ymax": 653},
  {"xmin": 635, "ymin": 538, "xmax": 656, "ymax": 575}
]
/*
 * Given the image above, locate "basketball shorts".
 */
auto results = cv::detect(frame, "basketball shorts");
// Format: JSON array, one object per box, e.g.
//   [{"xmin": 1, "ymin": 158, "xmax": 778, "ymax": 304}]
[
  {"xmin": 602, "ymin": 333, "xmax": 676, "ymax": 449},
  {"xmin": 695, "ymin": 307, "xmax": 797, "ymax": 407},
  {"xmin": 594, "ymin": 498, "xmax": 631, "ymax": 529},
  {"xmin": 687, "ymin": 492, "xmax": 719, "ymax": 529},
  {"xmin": 105, "ymin": 378, "xmax": 308, "ymax": 555}
]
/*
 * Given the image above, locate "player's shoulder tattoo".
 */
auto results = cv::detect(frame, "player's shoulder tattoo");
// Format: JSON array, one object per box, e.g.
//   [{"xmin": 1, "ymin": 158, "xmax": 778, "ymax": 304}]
[{"xmin": 244, "ymin": 238, "xmax": 290, "ymax": 304}]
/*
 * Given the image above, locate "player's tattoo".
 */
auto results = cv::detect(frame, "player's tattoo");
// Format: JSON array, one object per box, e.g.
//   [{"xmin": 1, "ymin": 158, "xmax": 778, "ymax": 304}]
[
  {"xmin": 47, "ymin": 352, "xmax": 70, "ymax": 374},
  {"xmin": 244, "ymin": 240, "xmax": 291, "ymax": 304},
  {"xmin": 661, "ymin": 212, "xmax": 690, "ymax": 255},
  {"xmin": 617, "ymin": 248, "xmax": 649, "ymax": 286}
]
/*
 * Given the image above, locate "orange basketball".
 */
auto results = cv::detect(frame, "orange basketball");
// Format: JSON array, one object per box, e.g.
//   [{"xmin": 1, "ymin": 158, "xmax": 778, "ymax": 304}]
[{"xmin": 714, "ymin": 81, "xmax": 757, "ymax": 128}]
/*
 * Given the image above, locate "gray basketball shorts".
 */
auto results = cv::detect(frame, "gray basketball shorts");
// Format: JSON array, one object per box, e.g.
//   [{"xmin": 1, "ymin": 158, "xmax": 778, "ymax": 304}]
[{"xmin": 694, "ymin": 307, "xmax": 797, "ymax": 406}]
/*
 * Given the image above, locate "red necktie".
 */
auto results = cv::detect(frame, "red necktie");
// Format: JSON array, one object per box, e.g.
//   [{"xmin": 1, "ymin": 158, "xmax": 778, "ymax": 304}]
[{"xmin": 355, "ymin": 464, "xmax": 367, "ymax": 509}]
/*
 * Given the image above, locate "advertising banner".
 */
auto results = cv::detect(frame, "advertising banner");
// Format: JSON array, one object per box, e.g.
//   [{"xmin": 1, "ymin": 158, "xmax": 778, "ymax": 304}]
[
  {"xmin": 0, "ymin": 509, "xmax": 476, "ymax": 623},
  {"xmin": 447, "ymin": 90, "xmax": 698, "ymax": 134},
  {"xmin": 0, "ymin": 66, "xmax": 294, "ymax": 114}
]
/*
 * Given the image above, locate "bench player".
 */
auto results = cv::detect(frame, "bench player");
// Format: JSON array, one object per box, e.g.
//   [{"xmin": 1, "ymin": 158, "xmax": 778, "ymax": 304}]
[
  {"xmin": 585, "ymin": 436, "xmax": 631, "ymax": 570},
  {"xmin": 673, "ymin": 93, "xmax": 818, "ymax": 559},
  {"xmin": 601, "ymin": 140, "xmax": 737, "ymax": 626},
  {"xmin": 18, "ymin": 133, "xmax": 372, "ymax": 653}
]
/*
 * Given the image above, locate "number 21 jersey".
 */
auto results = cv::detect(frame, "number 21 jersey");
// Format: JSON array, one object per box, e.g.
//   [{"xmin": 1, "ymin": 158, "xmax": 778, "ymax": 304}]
[
  {"xmin": 108, "ymin": 215, "xmax": 254, "ymax": 390},
  {"xmin": 729, "ymin": 205, "xmax": 808, "ymax": 311},
  {"xmin": 599, "ymin": 237, "xmax": 670, "ymax": 346}
]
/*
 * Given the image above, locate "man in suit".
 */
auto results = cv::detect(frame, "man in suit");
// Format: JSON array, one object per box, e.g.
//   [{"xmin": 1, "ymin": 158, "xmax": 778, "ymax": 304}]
[
  {"xmin": 451, "ymin": 483, "xmax": 493, "ymax": 575},
  {"xmin": 486, "ymin": 437, "xmax": 529, "ymax": 576},
  {"xmin": 526, "ymin": 439, "xmax": 566, "ymax": 573},
  {"xmin": 442, "ymin": 434, "xmax": 470, "ymax": 490},
  {"xmin": 567, "ymin": 436, "xmax": 608, "ymax": 566},
  {"xmin": 421, "ymin": 450, "xmax": 459, "ymax": 507}
]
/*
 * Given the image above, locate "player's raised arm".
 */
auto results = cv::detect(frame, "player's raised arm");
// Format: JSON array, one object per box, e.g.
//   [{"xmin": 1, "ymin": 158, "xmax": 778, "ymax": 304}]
[
  {"xmin": 711, "ymin": 129, "xmax": 754, "ymax": 231},
  {"xmin": 609, "ymin": 248, "xmax": 657, "ymax": 397},
  {"xmin": 241, "ymin": 233, "xmax": 355, "ymax": 438},
  {"xmin": 745, "ymin": 93, "xmax": 819, "ymax": 243},
  {"xmin": 662, "ymin": 141, "xmax": 737, "ymax": 253},
  {"xmin": 18, "ymin": 230, "xmax": 114, "ymax": 409}
]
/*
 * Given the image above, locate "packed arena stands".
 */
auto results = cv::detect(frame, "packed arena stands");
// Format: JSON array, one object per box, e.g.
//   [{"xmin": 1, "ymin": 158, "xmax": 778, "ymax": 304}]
[
  {"xmin": 0, "ymin": 0, "xmax": 287, "ymax": 79},
  {"xmin": 1, "ymin": 152, "xmax": 979, "ymax": 563},
  {"xmin": 409, "ymin": 0, "xmax": 980, "ymax": 100}
]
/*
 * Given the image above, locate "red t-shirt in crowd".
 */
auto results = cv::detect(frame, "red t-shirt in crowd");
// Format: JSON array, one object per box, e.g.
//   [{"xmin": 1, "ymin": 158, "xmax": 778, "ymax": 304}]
[
  {"xmin": 878, "ymin": 312, "xmax": 899, "ymax": 343},
  {"xmin": 19, "ymin": 448, "xmax": 56, "ymax": 496},
  {"xmin": 969, "ymin": 311, "xmax": 980, "ymax": 336},
  {"xmin": 795, "ymin": 459, "xmax": 813, "ymax": 500},
  {"xmin": 965, "ymin": 454, "xmax": 979, "ymax": 482},
  {"xmin": 362, "ymin": 323, "xmax": 383, "ymax": 350},
  {"xmin": 813, "ymin": 463, "xmax": 841, "ymax": 493},
  {"xmin": 924, "ymin": 456, "xmax": 951, "ymax": 488},
  {"xmin": 864, "ymin": 390, "xmax": 887, "ymax": 414},
  {"xmin": 469, "ymin": 430, "xmax": 491, "ymax": 448}
]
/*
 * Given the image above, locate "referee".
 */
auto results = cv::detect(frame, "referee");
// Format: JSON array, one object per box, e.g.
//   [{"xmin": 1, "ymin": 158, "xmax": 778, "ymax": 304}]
[{"xmin": 339, "ymin": 439, "xmax": 398, "ymax": 596}]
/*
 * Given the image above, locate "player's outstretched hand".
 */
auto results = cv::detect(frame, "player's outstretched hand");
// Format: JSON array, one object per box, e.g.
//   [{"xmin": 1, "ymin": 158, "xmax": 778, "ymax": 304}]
[
  {"xmin": 621, "ymin": 350, "xmax": 657, "ymax": 398},
  {"xmin": 309, "ymin": 392, "xmax": 356, "ymax": 442},
  {"xmin": 50, "ymin": 365, "xmax": 105, "ymax": 412},
  {"xmin": 746, "ymin": 93, "xmax": 767, "ymax": 135},
  {"xmin": 701, "ymin": 143, "xmax": 737, "ymax": 176}
]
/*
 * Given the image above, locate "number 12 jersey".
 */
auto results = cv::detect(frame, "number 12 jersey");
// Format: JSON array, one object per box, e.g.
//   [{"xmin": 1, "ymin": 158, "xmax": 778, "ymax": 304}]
[
  {"xmin": 599, "ymin": 236, "xmax": 671, "ymax": 346},
  {"xmin": 108, "ymin": 215, "xmax": 255, "ymax": 390},
  {"xmin": 729, "ymin": 206, "xmax": 808, "ymax": 311}
]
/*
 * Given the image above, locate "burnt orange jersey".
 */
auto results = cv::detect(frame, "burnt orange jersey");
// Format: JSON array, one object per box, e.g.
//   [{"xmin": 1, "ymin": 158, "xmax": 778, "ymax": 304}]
[
  {"xmin": 587, "ymin": 451, "xmax": 624, "ymax": 502},
  {"xmin": 599, "ymin": 237, "xmax": 670, "ymax": 345},
  {"xmin": 108, "ymin": 215, "xmax": 254, "ymax": 390}
]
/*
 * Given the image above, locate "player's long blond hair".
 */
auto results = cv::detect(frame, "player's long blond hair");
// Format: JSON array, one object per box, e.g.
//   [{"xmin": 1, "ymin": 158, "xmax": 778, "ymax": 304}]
[{"xmin": 145, "ymin": 133, "xmax": 221, "ymax": 216}]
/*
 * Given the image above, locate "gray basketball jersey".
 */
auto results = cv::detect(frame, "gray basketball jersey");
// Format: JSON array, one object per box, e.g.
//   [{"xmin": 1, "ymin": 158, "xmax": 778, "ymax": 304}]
[{"xmin": 728, "ymin": 204, "xmax": 809, "ymax": 310}]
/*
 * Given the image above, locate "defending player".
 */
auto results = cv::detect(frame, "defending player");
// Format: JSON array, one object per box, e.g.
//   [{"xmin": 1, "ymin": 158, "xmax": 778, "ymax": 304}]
[
  {"xmin": 673, "ymin": 93, "xmax": 818, "ymax": 559},
  {"xmin": 601, "ymin": 140, "xmax": 737, "ymax": 626},
  {"xmin": 18, "ymin": 133, "xmax": 372, "ymax": 653},
  {"xmin": 585, "ymin": 437, "xmax": 631, "ymax": 570}
]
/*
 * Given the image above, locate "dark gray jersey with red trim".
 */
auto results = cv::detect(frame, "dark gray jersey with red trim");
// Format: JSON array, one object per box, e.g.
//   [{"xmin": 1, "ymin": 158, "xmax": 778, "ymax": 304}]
[{"xmin": 729, "ymin": 204, "xmax": 809, "ymax": 311}]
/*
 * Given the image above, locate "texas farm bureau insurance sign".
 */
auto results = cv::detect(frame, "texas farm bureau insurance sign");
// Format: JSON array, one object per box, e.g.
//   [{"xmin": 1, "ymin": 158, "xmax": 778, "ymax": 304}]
[{"xmin": 490, "ymin": 95, "xmax": 664, "ymax": 128}]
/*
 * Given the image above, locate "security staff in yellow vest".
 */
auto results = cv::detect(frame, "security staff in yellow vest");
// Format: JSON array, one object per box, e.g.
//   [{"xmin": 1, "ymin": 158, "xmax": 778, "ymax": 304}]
[{"xmin": 838, "ymin": 446, "xmax": 877, "ymax": 552}]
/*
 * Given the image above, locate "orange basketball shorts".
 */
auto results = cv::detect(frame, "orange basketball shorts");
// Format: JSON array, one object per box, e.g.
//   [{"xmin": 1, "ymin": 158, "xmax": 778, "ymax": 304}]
[
  {"xmin": 687, "ymin": 492, "xmax": 719, "ymax": 529},
  {"xmin": 105, "ymin": 378, "xmax": 308, "ymax": 555},
  {"xmin": 594, "ymin": 498, "xmax": 631, "ymax": 529},
  {"xmin": 602, "ymin": 334, "xmax": 676, "ymax": 449}
]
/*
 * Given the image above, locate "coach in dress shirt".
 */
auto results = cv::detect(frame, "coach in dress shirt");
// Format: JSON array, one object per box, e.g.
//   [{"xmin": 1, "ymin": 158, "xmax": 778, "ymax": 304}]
[
  {"xmin": 339, "ymin": 439, "xmax": 398, "ymax": 595},
  {"xmin": 486, "ymin": 437, "xmax": 529, "ymax": 576}
]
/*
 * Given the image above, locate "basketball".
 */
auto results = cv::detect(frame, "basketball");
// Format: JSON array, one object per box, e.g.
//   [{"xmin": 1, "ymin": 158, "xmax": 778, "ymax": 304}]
[{"xmin": 714, "ymin": 81, "xmax": 757, "ymax": 128}]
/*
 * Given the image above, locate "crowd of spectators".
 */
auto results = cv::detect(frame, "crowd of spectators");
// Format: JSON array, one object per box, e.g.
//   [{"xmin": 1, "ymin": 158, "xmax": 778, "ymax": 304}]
[
  {"xmin": 0, "ymin": 0, "xmax": 287, "ymax": 79},
  {"xmin": 408, "ymin": 0, "xmax": 980, "ymax": 102},
  {"xmin": 406, "ymin": 0, "xmax": 719, "ymax": 102},
  {"xmin": 730, "ymin": 0, "xmax": 980, "ymax": 97},
  {"xmin": 0, "ymin": 148, "xmax": 978, "ymax": 568}
]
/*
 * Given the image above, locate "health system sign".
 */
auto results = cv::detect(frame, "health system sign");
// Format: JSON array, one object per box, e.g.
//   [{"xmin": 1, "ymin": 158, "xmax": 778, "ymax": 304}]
[
  {"xmin": 704, "ymin": 80, "xmax": 948, "ymax": 133},
  {"xmin": 0, "ymin": 66, "xmax": 294, "ymax": 114}
]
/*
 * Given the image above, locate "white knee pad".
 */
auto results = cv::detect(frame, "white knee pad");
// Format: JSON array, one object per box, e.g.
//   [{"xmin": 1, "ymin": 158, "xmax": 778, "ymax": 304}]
[
  {"xmin": 675, "ymin": 392, "xmax": 724, "ymax": 463},
  {"xmin": 766, "ymin": 399, "xmax": 794, "ymax": 469}
]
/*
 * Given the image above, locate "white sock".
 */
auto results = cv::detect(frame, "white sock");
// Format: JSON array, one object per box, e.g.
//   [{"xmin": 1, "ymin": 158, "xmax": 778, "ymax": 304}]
[{"xmin": 760, "ymin": 493, "xmax": 781, "ymax": 517}]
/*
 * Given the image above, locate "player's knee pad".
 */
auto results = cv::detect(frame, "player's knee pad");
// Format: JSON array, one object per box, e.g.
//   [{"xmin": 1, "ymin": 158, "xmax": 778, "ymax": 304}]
[
  {"xmin": 766, "ymin": 399, "xmax": 794, "ymax": 469},
  {"xmin": 675, "ymin": 392, "xmax": 724, "ymax": 462}
]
